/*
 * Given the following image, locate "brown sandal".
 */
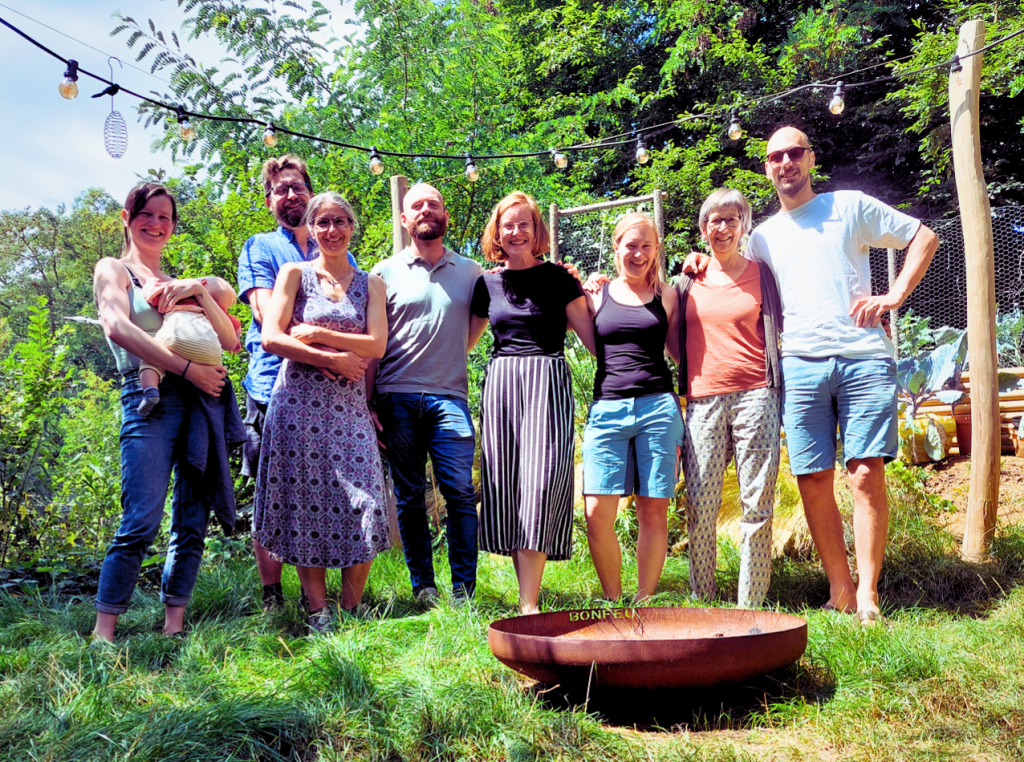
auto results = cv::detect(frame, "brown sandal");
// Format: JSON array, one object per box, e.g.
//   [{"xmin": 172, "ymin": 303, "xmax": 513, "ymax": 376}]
[{"xmin": 857, "ymin": 609, "xmax": 881, "ymax": 627}]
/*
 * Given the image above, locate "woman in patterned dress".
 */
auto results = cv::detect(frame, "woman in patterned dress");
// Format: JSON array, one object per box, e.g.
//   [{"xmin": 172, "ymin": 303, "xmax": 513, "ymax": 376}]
[
  {"xmin": 255, "ymin": 191, "xmax": 390, "ymax": 631},
  {"xmin": 468, "ymin": 191, "xmax": 597, "ymax": 615}
]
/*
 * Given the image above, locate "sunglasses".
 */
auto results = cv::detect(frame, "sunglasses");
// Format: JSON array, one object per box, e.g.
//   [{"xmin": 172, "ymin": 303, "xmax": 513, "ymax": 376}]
[{"xmin": 766, "ymin": 146, "xmax": 811, "ymax": 165}]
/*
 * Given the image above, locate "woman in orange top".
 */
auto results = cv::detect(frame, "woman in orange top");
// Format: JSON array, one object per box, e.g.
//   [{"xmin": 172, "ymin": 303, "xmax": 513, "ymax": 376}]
[{"xmin": 675, "ymin": 188, "xmax": 783, "ymax": 608}]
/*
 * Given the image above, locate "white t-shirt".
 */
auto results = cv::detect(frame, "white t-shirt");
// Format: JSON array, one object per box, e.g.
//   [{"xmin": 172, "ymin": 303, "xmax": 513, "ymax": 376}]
[{"xmin": 747, "ymin": 190, "xmax": 920, "ymax": 359}]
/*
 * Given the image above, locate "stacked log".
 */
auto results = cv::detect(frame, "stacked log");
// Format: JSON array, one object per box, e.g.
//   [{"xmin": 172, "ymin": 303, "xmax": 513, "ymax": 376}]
[{"xmin": 906, "ymin": 367, "xmax": 1024, "ymax": 456}]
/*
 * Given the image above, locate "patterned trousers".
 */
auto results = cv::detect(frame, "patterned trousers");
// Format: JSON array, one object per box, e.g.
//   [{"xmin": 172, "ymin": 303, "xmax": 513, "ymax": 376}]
[{"xmin": 682, "ymin": 386, "xmax": 781, "ymax": 608}]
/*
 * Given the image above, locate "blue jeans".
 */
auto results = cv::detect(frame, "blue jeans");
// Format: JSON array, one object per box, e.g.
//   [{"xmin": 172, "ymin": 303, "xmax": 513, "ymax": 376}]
[
  {"xmin": 95, "ymin": 372, "xmax": 212, "ymax": 614},
  {"xmin": 375, "ymin": 393, "xmax": 478, "ymax": 597}
]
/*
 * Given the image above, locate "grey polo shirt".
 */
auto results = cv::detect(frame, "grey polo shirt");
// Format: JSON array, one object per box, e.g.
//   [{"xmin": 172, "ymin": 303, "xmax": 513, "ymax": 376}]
[{"xmin": 371, "ymin": 246, "xmax": 483, "ymax": 399}]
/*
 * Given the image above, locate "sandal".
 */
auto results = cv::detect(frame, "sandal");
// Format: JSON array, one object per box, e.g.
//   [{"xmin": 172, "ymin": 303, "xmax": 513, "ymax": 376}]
[
  {"xmin": 820, "ymin": 603, "xmax": 852, "ymax": 614},
  {"xmin": 857, "ymin": 609, "xmax": 881, "ymax": 627}
]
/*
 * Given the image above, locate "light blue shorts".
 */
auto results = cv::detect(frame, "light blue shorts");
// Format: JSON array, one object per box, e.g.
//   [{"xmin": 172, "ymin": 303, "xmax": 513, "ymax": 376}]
[
  {"xmin": 582, "ymin": 392, "xmax": 684, "ymax": 498},
  {"xmin": 781, "ymin": 355, "xmax": 898, "ymax": 475}
]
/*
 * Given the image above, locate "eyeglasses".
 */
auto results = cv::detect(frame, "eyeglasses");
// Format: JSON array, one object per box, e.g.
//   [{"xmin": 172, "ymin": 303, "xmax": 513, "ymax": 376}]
[
  {"xmin": 766, "ymin": 146, "xmax": 811, "ymax": 165},
  {"xmin": 314, "ymin": 217, "xmax": 354, "ymax": 231},
  {"xmin": 269, "ymin": 183, "xmax": 311, "ymax": 198},
  {"xmin": 501, "ymin": 221, "xmax": 534, "ymax": 234},
  {"xmin": 706, "ymin": 216, "xmax": 741, "ymax": 230}
]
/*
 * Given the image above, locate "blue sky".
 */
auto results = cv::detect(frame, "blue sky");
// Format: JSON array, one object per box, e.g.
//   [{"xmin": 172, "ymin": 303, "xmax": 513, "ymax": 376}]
[
  {"xmin": 0, "ymin": 0, "xmax": 353, "ymax": 212},
  {"xmin": 0, "ymin": 0, "xmax": 232, "ymax": 210}
]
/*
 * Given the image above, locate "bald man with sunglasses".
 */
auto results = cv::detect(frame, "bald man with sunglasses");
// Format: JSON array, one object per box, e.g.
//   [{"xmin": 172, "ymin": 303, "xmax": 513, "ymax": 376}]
[
  {"xmin": 757, "ymin": 127, "xmax": 938, "ymax": 623},
  {"xmin": 689, "ymin": 126, "xmax": 938, "ymax": 624}
]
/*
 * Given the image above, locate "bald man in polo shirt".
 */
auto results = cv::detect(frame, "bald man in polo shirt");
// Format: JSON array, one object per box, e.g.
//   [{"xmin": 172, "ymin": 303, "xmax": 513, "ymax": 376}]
[{"xmin": 369, "ymin": 184, "xmax": 483, "ymax": 605}]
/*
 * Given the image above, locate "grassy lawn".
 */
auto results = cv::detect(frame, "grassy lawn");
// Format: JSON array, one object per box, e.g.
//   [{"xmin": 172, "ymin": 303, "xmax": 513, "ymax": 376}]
[{"xmin": 3, "ymin": 474, "xmax": 1024, "ymax": 761}]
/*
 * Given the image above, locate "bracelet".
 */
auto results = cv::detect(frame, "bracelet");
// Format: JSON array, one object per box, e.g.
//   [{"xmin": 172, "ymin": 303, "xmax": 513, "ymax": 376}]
[{"xmin": 182, "ymin": 360, "xmax": 192, "ymax": 379}]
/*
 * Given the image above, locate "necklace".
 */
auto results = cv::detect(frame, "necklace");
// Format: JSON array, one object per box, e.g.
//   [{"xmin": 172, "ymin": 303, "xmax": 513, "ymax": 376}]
[{"xmin": 317, "ymin": 268, "xmax": 351, "ymax": 289}]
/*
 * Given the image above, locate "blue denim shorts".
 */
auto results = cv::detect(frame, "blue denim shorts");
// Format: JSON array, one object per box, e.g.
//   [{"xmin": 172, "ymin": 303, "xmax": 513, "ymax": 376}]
[
  {"xmin": 582, "ymin": 392, "xmax": 684, "ymax": 498},
  {"xmin": 781, "ymin": 355, "xmax": 898, "ymax": 475}
]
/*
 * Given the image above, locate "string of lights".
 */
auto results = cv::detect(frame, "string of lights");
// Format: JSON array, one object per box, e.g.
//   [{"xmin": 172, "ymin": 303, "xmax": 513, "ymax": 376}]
[{"xmin": 3, "ymin": 12, "xmax": 1023, "ymax": 177}]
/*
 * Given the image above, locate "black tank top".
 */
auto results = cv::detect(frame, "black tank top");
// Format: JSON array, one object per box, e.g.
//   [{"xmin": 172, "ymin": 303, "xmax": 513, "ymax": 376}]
[{"xmin": 593, "ymin": 283, "xmax": 673, "ymax": 401}]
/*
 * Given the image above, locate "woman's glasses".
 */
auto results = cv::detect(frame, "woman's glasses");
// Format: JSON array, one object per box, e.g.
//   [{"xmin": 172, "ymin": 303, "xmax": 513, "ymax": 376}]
[
  {"xmin": 314, "ymin": 217, "xmax": 354, "ymax": 231},
  {"xmin": 706, "ymin": 216, "xmax": 741, "ymax": 230},
  {"xmin": 501, "ymin": 221, "xmax": 534, "ymax": 234}
]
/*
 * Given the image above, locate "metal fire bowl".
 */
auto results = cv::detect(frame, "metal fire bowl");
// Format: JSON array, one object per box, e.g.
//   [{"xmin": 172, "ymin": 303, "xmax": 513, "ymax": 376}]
[{"xmin": 488, "ymin": 607, "xmax": 807, "ymax": 689}]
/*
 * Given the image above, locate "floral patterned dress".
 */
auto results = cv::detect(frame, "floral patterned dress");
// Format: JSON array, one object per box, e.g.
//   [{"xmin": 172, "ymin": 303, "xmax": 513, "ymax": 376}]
[{"xmin": 253, "ymin": 264, "xmax": 390, "ymax": 568}]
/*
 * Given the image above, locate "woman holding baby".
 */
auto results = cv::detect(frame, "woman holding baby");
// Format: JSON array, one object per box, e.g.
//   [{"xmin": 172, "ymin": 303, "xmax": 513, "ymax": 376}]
[{"xmin": 91, "ymin": 182, "xmax": 239, "ymax": 642}]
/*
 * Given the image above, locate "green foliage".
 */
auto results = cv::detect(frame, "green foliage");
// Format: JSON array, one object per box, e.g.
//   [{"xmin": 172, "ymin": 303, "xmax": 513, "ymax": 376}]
[
  {"xmin": 0, "ymin": 190, "xmax": 123, "ymax": 378},
  {"xmin": 897, "ymin": 307, "xmax": 939, "ymax": 357},
  {"xmin": 564, "ymin": 334, "xmax": 596, "ymax": 436},
  {"xmin": 885, "ymin": 459, "xmax": 957, "ymax": 515},
  {"xmin": 4, "ymin": 476, "xmax": 1024, "ymax": 759},
  {"xmin": 890, "ymin": 1, "xmax": 1024, "ymax": 208},
  {"xmin": 46, "ymin": 371, "xmax": 124, "ymax": 564},
  {"xmin": 0, "ymin": 299, "xmax": 71, "ymax": 566},
  {"xmin": 997, "ymin": 305, "xmax": 1024, "ymax": 367}
]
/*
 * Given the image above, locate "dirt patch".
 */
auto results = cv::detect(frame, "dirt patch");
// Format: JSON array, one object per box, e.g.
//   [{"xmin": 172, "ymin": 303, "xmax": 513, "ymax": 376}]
[{"xmin": 920, "ymin": 454, "xmax": 1024, "ymax": 538}]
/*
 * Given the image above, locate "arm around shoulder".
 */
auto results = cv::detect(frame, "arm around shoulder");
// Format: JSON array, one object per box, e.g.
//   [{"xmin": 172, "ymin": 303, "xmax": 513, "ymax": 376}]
[{"xmin": 661, "ymin": 284, "xmax": 680, "ymax": 365}]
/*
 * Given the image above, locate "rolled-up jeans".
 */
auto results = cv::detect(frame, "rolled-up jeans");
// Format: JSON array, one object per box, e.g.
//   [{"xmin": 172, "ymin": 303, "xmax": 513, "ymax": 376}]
[
  {"xmin": 375, "ymin": 393, "xmax": 478, "ymax": 598},
  {"xmin": 94, "ymin": 371, "xmax": 212, "ymax": 614}
]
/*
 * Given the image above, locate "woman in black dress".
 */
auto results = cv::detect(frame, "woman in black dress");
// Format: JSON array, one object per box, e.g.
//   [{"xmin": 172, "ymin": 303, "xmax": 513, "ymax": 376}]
[{"xmin": 468, "ymin": 191, "xmax": 596, "ymax": 614}]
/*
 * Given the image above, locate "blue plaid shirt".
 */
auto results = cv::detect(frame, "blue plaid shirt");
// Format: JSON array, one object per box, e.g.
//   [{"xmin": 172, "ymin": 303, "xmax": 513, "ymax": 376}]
[{"xmin": 238, "ymin": 226, "xmax": 356, "ymax": 404}]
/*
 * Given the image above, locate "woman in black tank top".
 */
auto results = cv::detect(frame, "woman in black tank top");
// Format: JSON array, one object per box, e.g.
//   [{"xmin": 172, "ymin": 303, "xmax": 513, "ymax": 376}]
[{"xmin": 582, "ymin": 213, "xmax": 684, "ymax": 602}]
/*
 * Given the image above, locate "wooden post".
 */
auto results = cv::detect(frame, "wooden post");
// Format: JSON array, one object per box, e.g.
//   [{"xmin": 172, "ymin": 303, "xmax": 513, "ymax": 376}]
[
  {"xmin": 887, "ymin": 247, "xmax": 900, "ymax": 360},
  {"xmin": 950, "ymin": 19, "xmax": 999, "ymax": 561},
  {"xmin": 549, "ymin": 203, "xmax": 560, "ymax": 260},
  {"xmin": 653, "ymin": 189, "xmax": 666, "ymax": 272},
  {"xmin": 390, "ymin": 175, "xmax": 410, "ymax": 255}
]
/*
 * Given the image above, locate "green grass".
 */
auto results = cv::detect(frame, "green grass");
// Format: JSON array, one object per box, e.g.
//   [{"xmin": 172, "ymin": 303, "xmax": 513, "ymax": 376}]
[{"xmin": 3, "ymin": 480, "xmax": 1024, "ymax": 761}]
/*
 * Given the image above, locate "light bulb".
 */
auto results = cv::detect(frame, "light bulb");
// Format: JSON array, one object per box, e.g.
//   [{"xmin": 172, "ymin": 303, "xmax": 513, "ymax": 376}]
[
  {"xmin": 263, "ymin": 125, "xmax": 278, "ymax": 148},
  {"xmin": 59, "ymin": 77, "xmax": 79, "ymax": 100},
  {"xmin": 551, "ymin": 149, "xmax": 568, "ymax": 169},
  {"xmin": 465, "ymin": 156, "xmax": 479, "ymax": 182},
  {"xmin": 828, "ymin": 82, "xmax": 846, "ymax": 115},
  {"xmin": 727, "ymin": 109, "xmax": 742, "ymax": 141},
  {"xmin": 369, "ymin": 146, "xmax": 384, "ymax": 175},
  {"xmin": 635, "ymin": 138, "xmax": 650, "ymax": 165},
  {"xmin": 59, "ymin": 60, "xmax": 79, "ymax": 99},
  {"xmin": 177, "ymin": 110, "xmax": 195, "ymax": 141}
]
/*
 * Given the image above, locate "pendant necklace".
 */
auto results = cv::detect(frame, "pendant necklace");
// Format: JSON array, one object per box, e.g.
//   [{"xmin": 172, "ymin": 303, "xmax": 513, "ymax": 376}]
[{"xmin": 319, "ymin": 269, "xmax": 350, "ymax": 289}]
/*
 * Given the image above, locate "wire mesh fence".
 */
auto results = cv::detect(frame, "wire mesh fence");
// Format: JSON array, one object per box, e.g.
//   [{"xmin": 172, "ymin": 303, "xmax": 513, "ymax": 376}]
[
  {"xmin": 871, "ymin": 206, "xmax": 1024, "ymax": 365},
  {"xmin": 552, "ymin": 195, "xmax": 665, "ymax": 277},
  {"xmin": 550, "ymin": 199, "xmax": 1024, "ymax": 368}
]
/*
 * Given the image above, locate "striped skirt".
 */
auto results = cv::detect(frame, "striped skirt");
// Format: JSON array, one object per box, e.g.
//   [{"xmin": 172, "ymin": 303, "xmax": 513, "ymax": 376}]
[{"xmin": 479, "ymin": 355, "xmax": 576, "ymax": 560}]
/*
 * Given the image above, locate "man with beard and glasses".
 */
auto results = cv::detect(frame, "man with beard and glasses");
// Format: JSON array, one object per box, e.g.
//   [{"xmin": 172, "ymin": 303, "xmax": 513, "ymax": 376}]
[
  {"xmin": 237, "ymin": 155, "xmax": 365, "ymax": 612},
  {"xmin": 693, "ymin": 126, "xmax": 938, "ymax": 625},
  {"xmin": 368, "ymin": 183, "xmax": 483, "ymax": 606}
]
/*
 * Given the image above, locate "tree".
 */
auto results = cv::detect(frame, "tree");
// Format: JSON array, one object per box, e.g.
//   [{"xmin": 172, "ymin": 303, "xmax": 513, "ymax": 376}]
[
  {"xmin": 0, "ymin": 190, "xmax": 123, "ymax": 377},
  {"xmin": 0, "ymin": 299, "xmax": 70, "ymax": 566}
]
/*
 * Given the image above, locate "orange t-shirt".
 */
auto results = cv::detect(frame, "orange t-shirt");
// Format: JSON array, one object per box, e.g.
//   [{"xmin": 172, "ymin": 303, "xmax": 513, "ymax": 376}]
[{"xmin": 685, "ymin": 260, "xmax": 768, "ymax": 399}]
